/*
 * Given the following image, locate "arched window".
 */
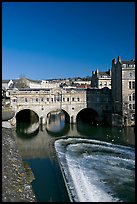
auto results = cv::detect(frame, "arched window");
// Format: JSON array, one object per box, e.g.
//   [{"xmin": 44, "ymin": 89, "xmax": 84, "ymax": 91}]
[
  {"xmin": 129, "ymin": 104, "xmax": 132, "ymax": 109},
  {"xmin": 132, "ymin": 93, "xmax": 135, "ymax": 101},
  {"xmin": 129, "ymin": 95, "xmax": 131, "ymax": 101}
]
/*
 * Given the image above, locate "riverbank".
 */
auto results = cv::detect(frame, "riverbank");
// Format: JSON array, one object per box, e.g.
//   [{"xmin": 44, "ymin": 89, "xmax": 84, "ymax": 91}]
[{"xmin": 2, "ymin": 125, "xmax": 36, "ymax": 202}]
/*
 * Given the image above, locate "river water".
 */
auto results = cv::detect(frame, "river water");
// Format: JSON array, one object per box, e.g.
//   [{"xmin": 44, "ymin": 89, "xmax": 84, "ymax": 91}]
[{"xmin": 13, "ymin": 114, "xmax": 135, "ymax": 202}]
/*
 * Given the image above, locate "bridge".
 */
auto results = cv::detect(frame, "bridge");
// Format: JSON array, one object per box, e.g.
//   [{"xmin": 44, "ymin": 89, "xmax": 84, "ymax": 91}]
[{"xmin": 8, "ymin": 87, "xmax": 112, "ymax": 126}]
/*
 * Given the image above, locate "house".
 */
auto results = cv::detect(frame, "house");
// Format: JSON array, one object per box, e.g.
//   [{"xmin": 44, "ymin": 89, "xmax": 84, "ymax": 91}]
[{"xmin": 91, "ymin": 69, "xmax": 111, "ymax": 89}]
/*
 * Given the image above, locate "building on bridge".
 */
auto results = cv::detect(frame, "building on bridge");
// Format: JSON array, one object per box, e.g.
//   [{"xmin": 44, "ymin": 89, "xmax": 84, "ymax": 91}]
[
  {"xmin": 3, "ymin": 56, "xmax": 135, "ymax": 127},
  {"xmin": 7, "ymin": 87, "xmax": 113, "ymax": 126}
]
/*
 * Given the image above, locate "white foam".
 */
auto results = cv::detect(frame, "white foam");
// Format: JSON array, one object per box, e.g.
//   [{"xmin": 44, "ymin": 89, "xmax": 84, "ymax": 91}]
[{"xmin": 55, "ymin": 138, "xmax": 135, "ymax": 202}]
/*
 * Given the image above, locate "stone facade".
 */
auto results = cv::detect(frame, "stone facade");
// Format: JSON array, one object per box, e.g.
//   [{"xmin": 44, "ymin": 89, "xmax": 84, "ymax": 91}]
[
  {"xmin": 3, "ymin": 56, "xmax": 135, "ymax": 127},
  {"xmin": 86, "ymin": 88, "xmax": 112, "ymax": 125},
  {"xmin": 7, "ymin": 87, "xmax": 112, "ymax": 125},
  {"xmin": 8, "ymin": 88, "xmax": 87, "ymax": 125},
  {"xmin": 91, "ymin": 69, "xmax": 111, "ymax": 89},
  {"xmin": 112, "ymin": 56, "xmax": 135, "ymax": 126}
]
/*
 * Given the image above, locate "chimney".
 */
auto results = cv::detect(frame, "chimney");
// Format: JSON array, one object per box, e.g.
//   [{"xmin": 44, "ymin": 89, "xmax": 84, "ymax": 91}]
[
  {"xmin": 109, "ymin": 68, "xmax": 111, "ymax": 76},
  {"xmin": 92, "ymin": 71, "xmax": 95, "ymax": 75},
  {"xmin": 112, "ymin": 58, "xmax": 116, "ymax": 64},
  {"xmin": 96, "ymin": 69, "xmax": 99, "ymax": 74},
  {"xmin": 118, "ymin": 56, "xmax": 121, "ymax": 62}
]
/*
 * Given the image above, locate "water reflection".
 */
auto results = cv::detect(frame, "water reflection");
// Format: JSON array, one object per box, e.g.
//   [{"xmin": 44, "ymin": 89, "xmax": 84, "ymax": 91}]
[
  {"xmin": 16, "ymin": 122, "xmax": 39, "ymax": 139},
  {"xmin": 14, "ymin": 112, "xmax": 135, "ymax": 202},
  {"xmin": 77, "ymin": 121, "xmax": 135, "ymax": 147},
  {"xmin": 16, "ymin": 113, "xmax": 135, "ymax": 147},
  {"xmin": 46, "ymin": 123, "xmax": 70, "ymax": 137},
  {"xmin": 46, "ymin": 111, "xmax": 66, "ymax": 133}
]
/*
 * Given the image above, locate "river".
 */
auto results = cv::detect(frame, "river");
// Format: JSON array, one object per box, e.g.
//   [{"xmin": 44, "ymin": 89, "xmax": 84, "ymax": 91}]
[{"xmin": 13, "ymin": 113, "xmax": 135, "ymax": 202}]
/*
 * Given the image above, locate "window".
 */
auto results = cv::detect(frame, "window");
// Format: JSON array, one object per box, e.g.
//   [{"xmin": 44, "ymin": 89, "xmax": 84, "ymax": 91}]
[
  {"xmin": 129, "ymin": 95, "xmax": 131, "ymax": 101},
  {"xmin": 129, "ymin": 73, "xmax": 132, "ymax": 77},
  {"xmin": 67, "ymin": 98, "xmax": 69, "ymax": 102},
  {"xmin": 72, "ymin": 97, "xmax": 75, "ymax": 101},
  {"xmin": 41, "ymin": 98, "xmax": 43, "ymax": 102},
  {"xmin": 51, "ymin": 98, "xmax": 53, "ymax": 102},
  {"xmin": 63, "ymin": 98, "xmax": 65, "ymax": 102},
  {"xmin": 132, "ymin": 81, "xmax": 135, "ymax": 89},
  {"xmin": 133, "ymin": 104, "xmax": 135, "ymax": 109},
  {"xmin": 129, "ymin": 81, "xmax": 135, "ymax": 89},
  {"xmin": 133, "ymin": 93, "xmax": 135, "ymax": 101},
  {"xmin": 129, "ymin": 104, "xmax": 132, "ymax": 109},
  {"xmin": 36, "ymin": 98, "xmax": 38, "ymax": 102},
  {"xmin": 25, "ymin": 98, "xmax": 27, "ymax": 102},
  {"xmin": 129, "ymin": 81, "xmax": 132, "ymax": 89},
  {"xmin": 77, "ymin": 97, "xmax": 80, "ymax": 101},
  {"xmin": 47, "ymin": 98, "xmax": 49, "ymax": 102},
  {"xmin": 131, "ymin": 114, "xmax": 135, "ymax": 120}
]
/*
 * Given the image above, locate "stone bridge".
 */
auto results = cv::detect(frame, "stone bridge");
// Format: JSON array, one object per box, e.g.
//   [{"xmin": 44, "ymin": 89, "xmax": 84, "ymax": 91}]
[{"xmin": 8, "ymin": 87, "xmax": 112, "ymax": 125}]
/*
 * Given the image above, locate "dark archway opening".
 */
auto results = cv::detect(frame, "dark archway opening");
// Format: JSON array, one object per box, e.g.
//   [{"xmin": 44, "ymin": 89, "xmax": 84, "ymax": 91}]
[
  {"xmin": 16, "ymin": 109, "xmax": 39, "ymax": 139},
  {"xmin": 16, "ymin": 109, "xmax": 39, "ymax": 123},
  {"xmin": 76, "ymin": 108, "xmax": 100, "ymax": 136},
  {"xmin": 76, "ymin": 108, "xmax": 99, "ymax": 125}
]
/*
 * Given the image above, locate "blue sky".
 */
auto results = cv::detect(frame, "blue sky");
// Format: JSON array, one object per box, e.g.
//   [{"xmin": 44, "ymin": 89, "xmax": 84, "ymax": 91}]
[{"xmin": 2, "ymin": 2, "xmax": 135, "ymax": 80}]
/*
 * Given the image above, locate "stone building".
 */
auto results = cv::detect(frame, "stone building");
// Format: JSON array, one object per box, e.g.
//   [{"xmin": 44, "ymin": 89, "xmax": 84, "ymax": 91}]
[
  {"xmin": 91, "ymin": 69, "xmax": 111, "ymax": 89},
  {"xmin": 111, "ymin": 56, "xmax": 135, "ymax": 126},
  {"xmin": 86, "ymin": 87, "xmax": 112, "ymax": 125},
  {"xmin": 2, "ymin": 80, "xmax": 14, "ymax": 90}
]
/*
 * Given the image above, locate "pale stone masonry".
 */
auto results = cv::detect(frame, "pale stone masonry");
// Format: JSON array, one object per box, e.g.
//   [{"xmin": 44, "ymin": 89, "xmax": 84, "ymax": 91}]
[
  {"xmin": 2, "ymin": 56, "xmax": 135, "ymax": 126},
  {"xmin": 112, "ymin": 56, "xmax": 135, "ymax": 126},
  {"xmin": 91, "ymin": 69, "xmax": 111, "ymax": 89}
]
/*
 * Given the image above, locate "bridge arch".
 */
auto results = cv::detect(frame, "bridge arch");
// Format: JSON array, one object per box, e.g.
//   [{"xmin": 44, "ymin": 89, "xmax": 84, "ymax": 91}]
[
  {"xmin": 46, "ymin": 109, "xmax": 70, "ymax": 124},
  {"xmin": 16, "ymin": 109, "xmax": 39, "ymax": 123},
  {"xmin": 76, "ymin": 108, "xmax": 99, "ymax": 125}
]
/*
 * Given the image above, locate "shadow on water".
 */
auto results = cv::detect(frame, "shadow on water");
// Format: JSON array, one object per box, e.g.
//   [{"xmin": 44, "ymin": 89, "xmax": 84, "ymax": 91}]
[
  {"xmin": 77, "ymin": 120, "xmax": 135, "ymax": 147},
  {"xmin": 16, "ymin": 122, "xmax": 39, "ymax": 140},
  {"xmin": 16, "ymin": 118, "xmax": 135, "ymax": 147}
]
